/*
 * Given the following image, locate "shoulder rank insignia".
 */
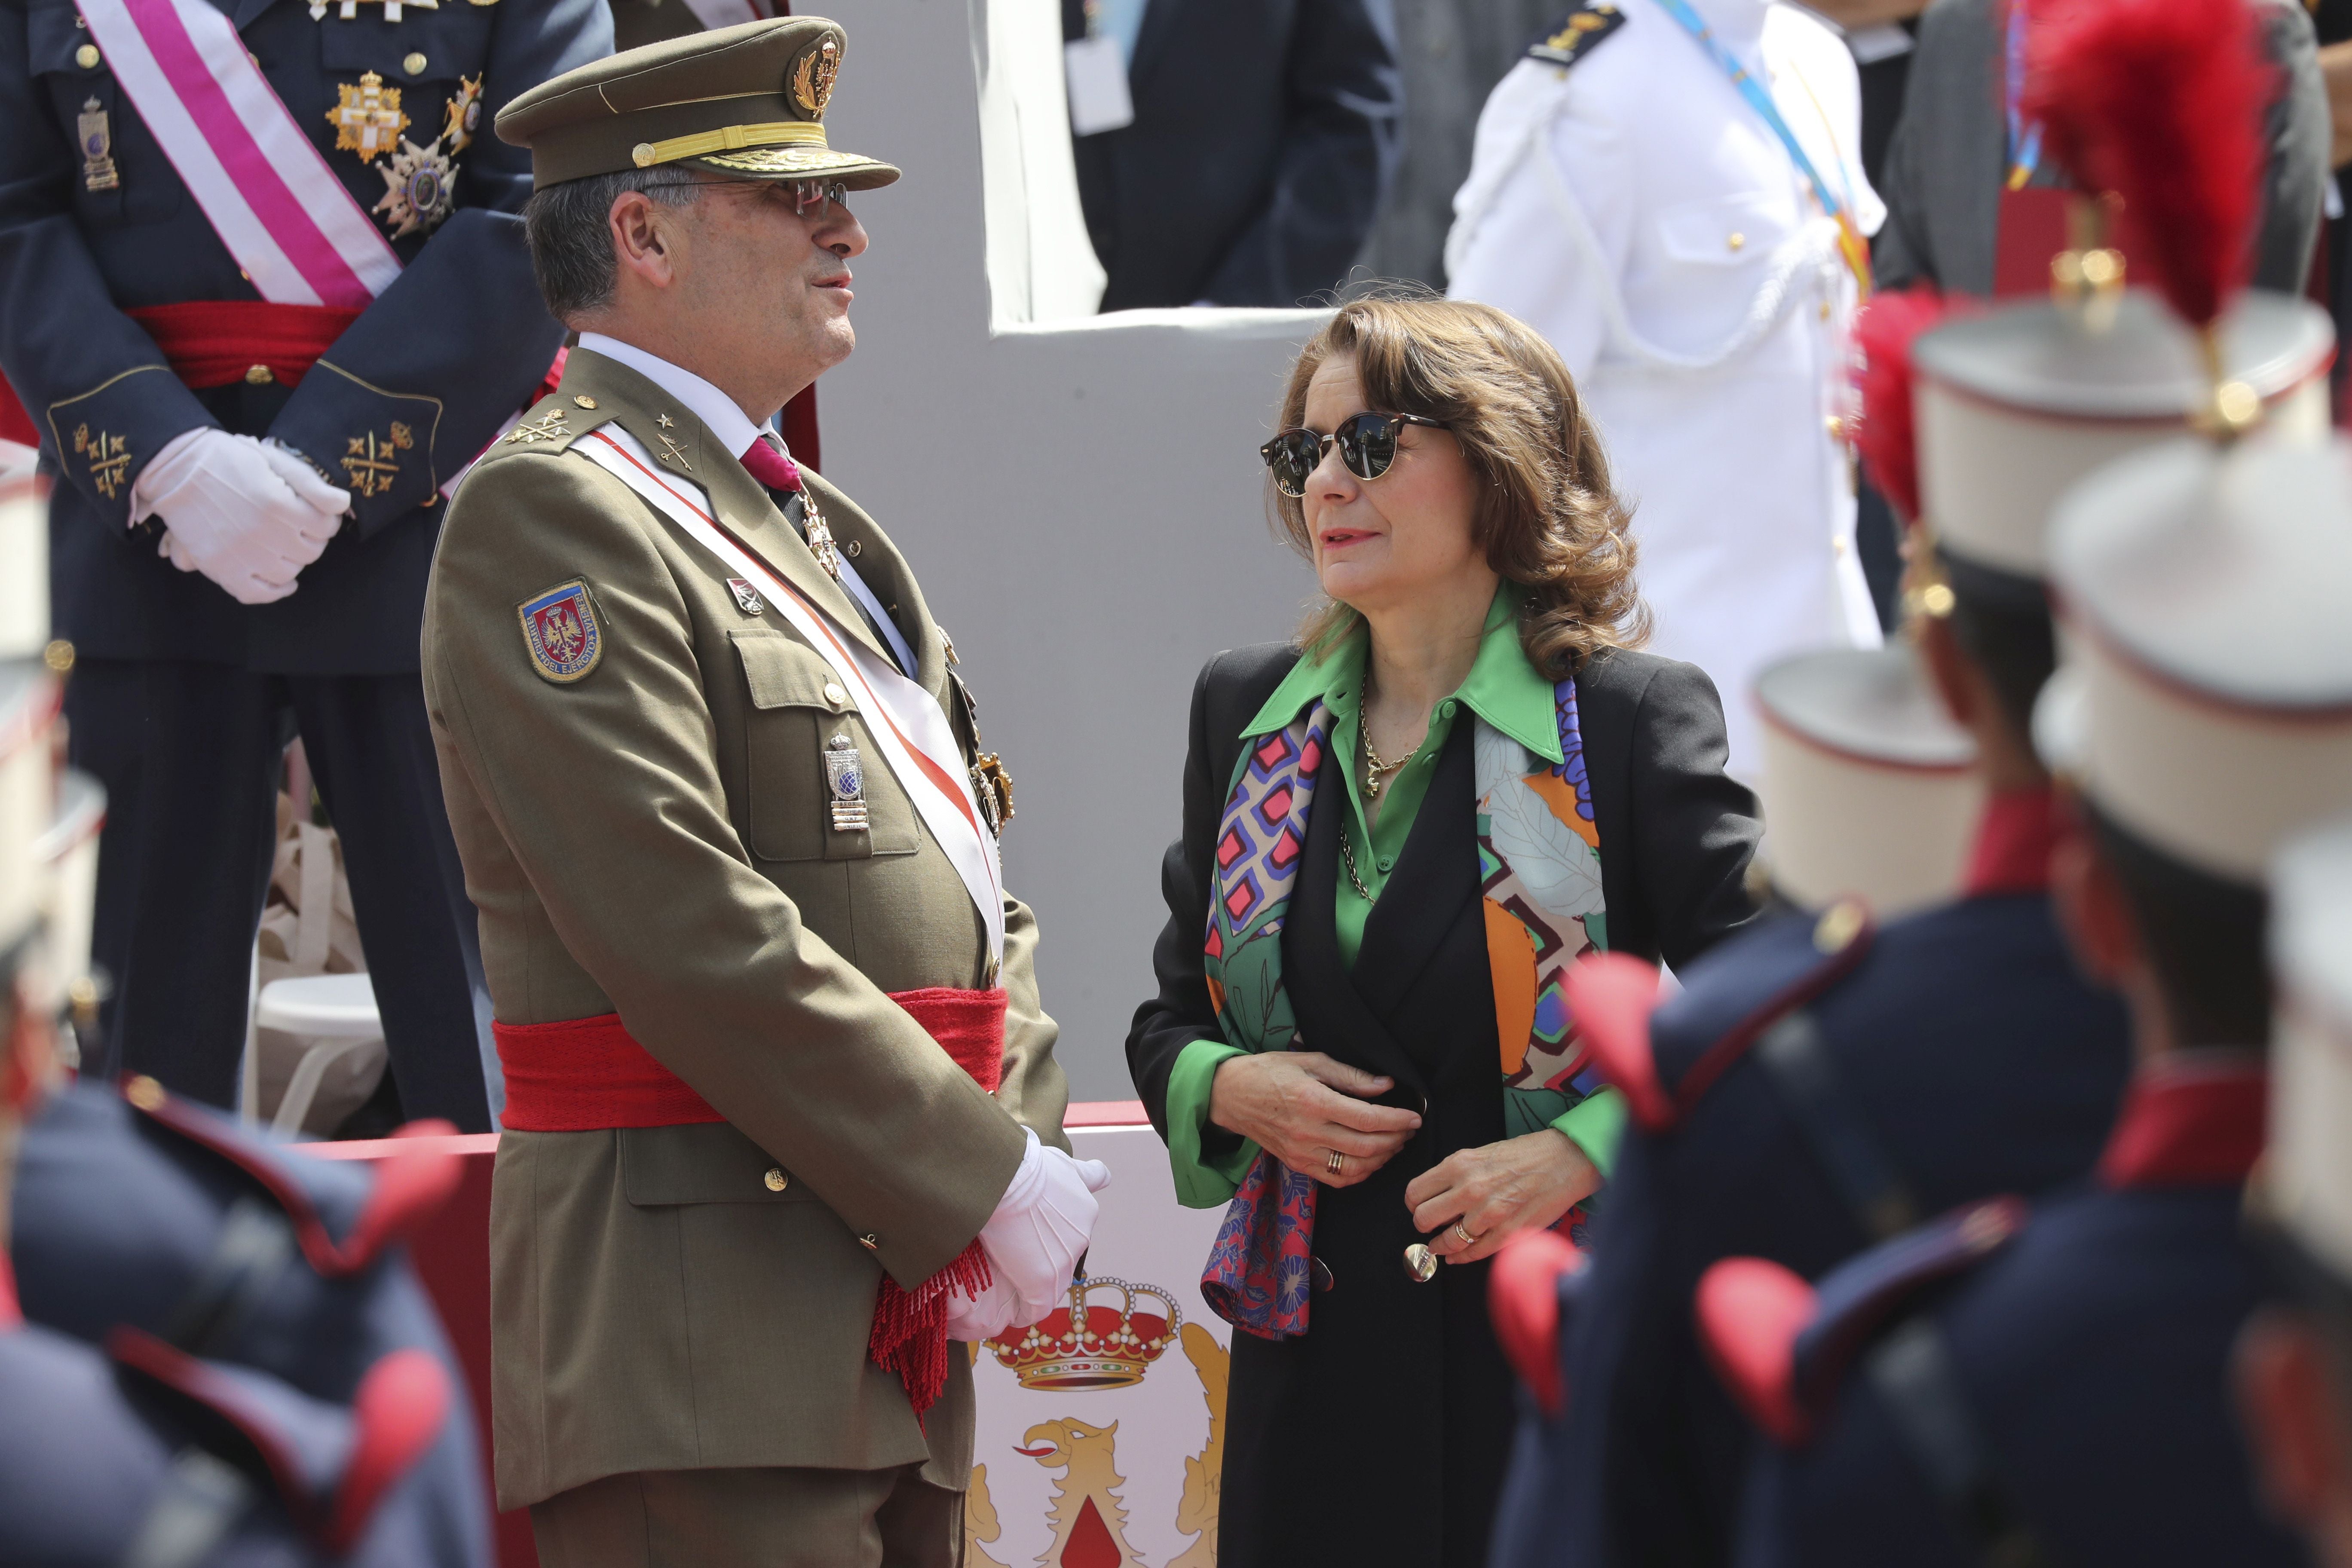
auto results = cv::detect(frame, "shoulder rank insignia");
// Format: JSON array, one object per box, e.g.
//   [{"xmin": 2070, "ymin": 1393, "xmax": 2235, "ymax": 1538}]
[
  {"xmin": 518, "ymin": 580, "xmax": 603, "ymax": 683},
  {"xmin": 726, "ymin": 578, "xmax": 765, "ymax": 617},
  {"xmin": 1528, "ymin": 3, "xmax": 1626, "ymax": 69}
]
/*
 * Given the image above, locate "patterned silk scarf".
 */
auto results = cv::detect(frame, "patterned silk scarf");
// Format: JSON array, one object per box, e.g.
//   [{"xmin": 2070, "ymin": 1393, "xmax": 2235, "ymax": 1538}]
[{"xmin": 1199, "ymin": 677, "xmax": 1609, "ymax": 1339}]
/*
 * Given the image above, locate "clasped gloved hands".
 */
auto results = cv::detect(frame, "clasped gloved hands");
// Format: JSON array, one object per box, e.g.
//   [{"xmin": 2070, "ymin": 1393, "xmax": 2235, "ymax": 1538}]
[
  {"xmin": 944, "ymin": 1127, "xmax": 1111, "ymax": 1343},
  {"xmin": 132, "ymin": 429, "xmax": 350, "ymax": 605}
]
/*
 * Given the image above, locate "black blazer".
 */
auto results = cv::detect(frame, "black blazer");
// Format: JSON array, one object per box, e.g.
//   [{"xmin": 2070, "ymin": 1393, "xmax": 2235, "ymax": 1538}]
[
  {"xmin": 1060, "ymin": 0, "xmax": 1403, "ymax": 309},
  {"xmin": 1128, "ymin": 640, "xmax": 1763, "ymax": 1142}
]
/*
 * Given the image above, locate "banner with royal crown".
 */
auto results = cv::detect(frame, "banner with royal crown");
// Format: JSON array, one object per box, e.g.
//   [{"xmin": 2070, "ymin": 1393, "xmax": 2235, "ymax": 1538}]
[{"xmin": 968, "ymin": 1121, "xmax": 1231, "ymax": 1568}]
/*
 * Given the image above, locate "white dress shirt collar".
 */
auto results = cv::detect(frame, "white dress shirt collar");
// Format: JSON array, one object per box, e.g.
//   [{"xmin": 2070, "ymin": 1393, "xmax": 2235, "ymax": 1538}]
[{"xmin": 576, "ymin": 333, "xmax": 775, "ymax": 462}]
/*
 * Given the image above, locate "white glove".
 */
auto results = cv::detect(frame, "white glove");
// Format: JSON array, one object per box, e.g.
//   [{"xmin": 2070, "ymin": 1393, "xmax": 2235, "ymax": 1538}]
[
  {"xmin": 977, "ymin": 1128, "xmax": 1112, "ymax": 1324},
  {"xmin": 132, "ymin": 429, "xmax": 349, "ymax": 605},
  {"xmin": 943, "ymin": 1267, "xmax": 1024, "ymax": 1344}
]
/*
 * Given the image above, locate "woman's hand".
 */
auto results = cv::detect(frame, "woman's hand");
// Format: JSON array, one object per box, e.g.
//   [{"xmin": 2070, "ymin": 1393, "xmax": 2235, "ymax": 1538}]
[
  {"xmin": 1208, "ymin": 1050, "xmax": 1423, "ymax": 1188},
  {"xmin": 1405, "ymin": 1130, "xmax": 1601, "ymax": 1265}
]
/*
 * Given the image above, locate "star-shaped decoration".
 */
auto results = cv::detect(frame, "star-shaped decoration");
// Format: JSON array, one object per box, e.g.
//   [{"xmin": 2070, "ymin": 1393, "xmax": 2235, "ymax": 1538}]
[{"xmin": 656, "ymin": 413, "xmax": 675, "ymax": 429}]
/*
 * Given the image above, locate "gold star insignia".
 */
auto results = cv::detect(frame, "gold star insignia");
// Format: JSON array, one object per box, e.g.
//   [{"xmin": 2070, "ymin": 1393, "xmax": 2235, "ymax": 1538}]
[{"xmin": 656, "ymin": 413, "xmax": 675, "ymax": 428}]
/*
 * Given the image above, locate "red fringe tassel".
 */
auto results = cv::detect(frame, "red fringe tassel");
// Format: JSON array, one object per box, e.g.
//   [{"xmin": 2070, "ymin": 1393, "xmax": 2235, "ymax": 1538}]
[{"xmin": 868, "ymin": 1239, "xmax": 993, "ymax": 1424}]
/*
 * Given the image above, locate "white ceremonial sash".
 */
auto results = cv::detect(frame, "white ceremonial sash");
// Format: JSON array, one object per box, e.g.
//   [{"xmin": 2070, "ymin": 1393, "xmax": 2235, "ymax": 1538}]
[
  {"xmin": 576, "ymin": 428, "xmax": 1008, "ymax": 970},
  {"xmin": 76, "ymin": 0, "xmax": 402, "ymax": 309}
]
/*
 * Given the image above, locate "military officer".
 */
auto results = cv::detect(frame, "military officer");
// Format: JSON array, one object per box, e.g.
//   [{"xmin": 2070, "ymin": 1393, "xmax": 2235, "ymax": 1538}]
[
  {"xmin": 0, "ymin": 0, "xmax": 612, "ymax": 1128},
  {"xmin": 426, "ymin": 20, "xmax": 1102, "ymax": 1565},
  {"xmin": 2239, "ymin": 821, "xmax": 2352, "ymax": 1568},
  {"xmin": 1445, "ymin": 0, "xmax": 1886, "ymax": 778},
  {"xmin": 1707, "ymin": 426, "xmax": 2352, "ymax": 1567},
  {"xmin": 1492, "ymin": 251, "xmax": 2332, "ymax": 1565}
]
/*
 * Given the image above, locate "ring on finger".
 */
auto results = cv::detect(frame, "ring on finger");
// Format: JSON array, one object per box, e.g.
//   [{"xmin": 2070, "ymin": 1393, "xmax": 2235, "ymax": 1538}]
[
  {"xmin": 1326, "ymin": 1148, "xmax": 1345, "ymax": 1178},
  {"xmin": 1450, "ymin": 1221, "xmax": 1478, "ymax": 1248}
]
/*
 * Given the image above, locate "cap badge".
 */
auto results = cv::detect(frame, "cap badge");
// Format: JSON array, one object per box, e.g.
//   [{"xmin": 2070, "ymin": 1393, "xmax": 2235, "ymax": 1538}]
[
  {"xmin": 518, "ymin": 580, "xmax": 603, "ymax": 683},
  {"xmin": 792, "ymin": 36, "xmax": 839, "ymax": 119}
]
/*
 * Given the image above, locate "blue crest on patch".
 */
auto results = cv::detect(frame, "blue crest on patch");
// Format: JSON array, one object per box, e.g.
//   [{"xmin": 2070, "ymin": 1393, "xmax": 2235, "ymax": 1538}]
[{"xmin": 517, "ymin": 580, "xmax": 603, "ymax": 683}]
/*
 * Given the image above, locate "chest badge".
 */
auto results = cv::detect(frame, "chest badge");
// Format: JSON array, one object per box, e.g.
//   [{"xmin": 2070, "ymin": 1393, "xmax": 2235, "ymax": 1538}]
[
  {"xmin": 825, "ymin": 734, "xmax": 870, "ymax": 833},
  {"xmin": 726, "ymin": 578, "xmax": 766, "ymax": 617},
  {"xmin": 327, "ymin": 72, "xmax": 409, "ymax": 160},
  {"xmin": 442, "ymin": 74, "xmax": 484, "ymax": 152},
  {"xmin": 374, "ymin": 137, "xmax": 456, "ymax": 237},
  {"xmin": 77, "ymin": 99, "xmax": 119, "ymax": 192},
  {"xmin": 517, "ymin": 580, "xmax": 603, "ymax": 684}
]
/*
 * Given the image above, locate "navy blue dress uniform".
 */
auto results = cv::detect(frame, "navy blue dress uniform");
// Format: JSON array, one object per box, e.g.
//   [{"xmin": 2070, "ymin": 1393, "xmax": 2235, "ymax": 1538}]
[
  {"xmin": 1712, "ymin": 1070, "xmax": 2302, "ymax": 1568},
  {"xmin": 9, "ymin": 1075, "xmax": 495, "ymax": 1565},
  {"xmin": 0, "ymin": 0, "xmax": 613, "ymax": 1125},
  {"xmin": 1488, "ymin": 813, "xmax": 2132, "ymax": 1568},
  {"xmin": 1706, "ymin": 341, "xmax": 2352, "ymax": 1568}
]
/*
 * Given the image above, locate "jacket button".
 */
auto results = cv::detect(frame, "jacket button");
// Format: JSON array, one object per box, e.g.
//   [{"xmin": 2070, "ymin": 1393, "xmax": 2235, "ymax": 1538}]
[
  {"xmin": 822, "ymin": 682, "xmax": 847, "ymax": 706},
  {"xmin": 402, "ymin": 51, "xmax": 427, "ymax": 74},
  {"xmin": 245, "ymin": 364, "xmax": 273, "ymax": 385},
  {"xmin": 858, "ymin": 1233, "xmax": 880, "ymax": 1251},
  {"xmin": 1727, "ymin": 231, "xmax": 1746, "ymax": 251},
  {"xmin": 763, "ymin": 1167, "xmax": 788, "ymax": 1192},
  {"xmin": 76, "ymin": 43, "xmax": 99, "ymax": 67}
]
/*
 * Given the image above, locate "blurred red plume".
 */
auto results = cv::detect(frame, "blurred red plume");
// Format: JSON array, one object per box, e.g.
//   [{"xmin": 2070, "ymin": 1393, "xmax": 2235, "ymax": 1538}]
[
  {"xmin": 1850, "ymin": 286, "xmax": 1956, "ymax": 525},
  {"xmin": 2022, "ymin": 0, "xmax": 2272, "ymax": 329}
]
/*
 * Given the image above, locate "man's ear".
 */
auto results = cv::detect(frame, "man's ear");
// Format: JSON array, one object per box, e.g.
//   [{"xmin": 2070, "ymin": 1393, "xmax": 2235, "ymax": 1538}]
[
  {"xmin": 608, "ymin": 189, "xmax": 688, "ymax": 294},
  {"xmin": 2235, "ymin": 1309, "xmax": 2352, "ymax": 1562},
  {"xmin": 2048, "ymin": 813, "xmax": 2138, "ymax": 987}
]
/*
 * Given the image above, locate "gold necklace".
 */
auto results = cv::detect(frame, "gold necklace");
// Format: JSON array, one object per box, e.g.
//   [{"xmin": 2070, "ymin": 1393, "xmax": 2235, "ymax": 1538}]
[
  {"xmin": 1359, "ymin": 677, "xmax": 1411, "ymax": 799},
  {"xmin": 1339, "ymin": 817, "xmax": 1379, "ymax": 903}
]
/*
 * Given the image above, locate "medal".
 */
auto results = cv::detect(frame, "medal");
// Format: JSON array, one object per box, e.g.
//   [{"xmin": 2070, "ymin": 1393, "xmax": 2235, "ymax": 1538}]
[
  {"xmin": 77, "ymin": 98, "xmax": 119, "ymax": 192},
  {"xmin": 799, "ymin": 490, "xmax": 842, "ymax": 579},
  {"xmin": 825, "ymin": 734, "xmax": 870, "ymax": 833},
  {"xmin": 441, "ymin": 74, "xmax": 483, "ymax": 152},
  {"xmin": 327, "ymin": 72, "xmax": 408, "ymax": 160},
  {"xmin": 373, "ymin": 136, "xmax": 456, "ymax": 237}
]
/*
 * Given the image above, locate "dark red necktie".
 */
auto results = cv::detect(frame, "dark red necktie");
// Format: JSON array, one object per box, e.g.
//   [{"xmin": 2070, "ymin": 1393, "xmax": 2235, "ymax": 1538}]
[{"xmin": 738, "ymin": 434, "xmax": 802, "ymax": 493}]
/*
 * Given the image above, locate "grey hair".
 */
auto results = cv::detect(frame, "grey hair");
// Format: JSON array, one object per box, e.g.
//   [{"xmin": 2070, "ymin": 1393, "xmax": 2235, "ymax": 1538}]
[{"xmin": 523, "ymin": 165, "xmax": 705, "ymax": 324}]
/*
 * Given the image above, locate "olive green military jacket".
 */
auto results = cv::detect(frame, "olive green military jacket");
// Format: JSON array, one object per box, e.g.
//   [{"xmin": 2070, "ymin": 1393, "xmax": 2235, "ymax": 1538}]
[{"xmin": 420, "ymin": 349, "xmax": 1069, "ymax": 1510}]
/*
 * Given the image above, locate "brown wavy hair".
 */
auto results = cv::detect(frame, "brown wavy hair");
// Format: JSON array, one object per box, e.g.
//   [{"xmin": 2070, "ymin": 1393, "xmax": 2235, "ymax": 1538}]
[{"xmin": 1272, "ymin": 294, "xmax": 1648, "ymax": 678}]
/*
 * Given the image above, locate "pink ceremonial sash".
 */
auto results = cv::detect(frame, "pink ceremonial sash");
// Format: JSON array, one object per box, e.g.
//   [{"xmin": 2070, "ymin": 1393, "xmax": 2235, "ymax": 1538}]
[{"xmin": 74, "ymin": 0, "xmax": 401, "ymax": 308}]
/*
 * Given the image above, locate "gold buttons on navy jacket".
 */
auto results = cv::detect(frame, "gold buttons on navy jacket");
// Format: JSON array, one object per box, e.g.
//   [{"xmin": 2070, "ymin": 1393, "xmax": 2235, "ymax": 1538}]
[
  {"xmin": 76, "ymin": 44, "xmax": 100, "ymax": 67},
  {"xmin": 403, "ymin": 51, "xmax": 428, "ymax": 75},
  {"xmin": 763, "ymin": 1167, "xmax": 788, "ymax": 1192}
]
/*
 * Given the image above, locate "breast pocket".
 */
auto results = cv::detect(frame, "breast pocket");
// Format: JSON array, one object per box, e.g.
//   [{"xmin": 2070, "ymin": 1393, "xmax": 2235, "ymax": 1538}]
[
  {"xmin": 27, "ymin": 2, "xmax": 181, "ymax": 228},
  {"xmin": 732, "ymin": 631, "xmax": 921, "ymax": 864},
  {"xmin": 1653, "ymin": 193, "xmax": 1800, "ymax": 272},
  {"xmin": 315, "ymin": 6, "xmax": 495, "ymax": 91}
]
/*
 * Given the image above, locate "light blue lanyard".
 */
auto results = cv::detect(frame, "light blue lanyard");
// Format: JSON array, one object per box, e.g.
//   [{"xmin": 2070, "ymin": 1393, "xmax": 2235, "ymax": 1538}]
[
  {"xmin": 1649, "ymin": 0, "xmax": 1853, "ymax": 233},
  {"xmin": 2003, "ymin": 0, "xmax": 2043, "ymax": 189}
]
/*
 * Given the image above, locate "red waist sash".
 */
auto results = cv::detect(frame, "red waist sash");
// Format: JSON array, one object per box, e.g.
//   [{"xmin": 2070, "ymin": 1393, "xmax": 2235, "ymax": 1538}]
[
  {"xmin": 495, "ymin": 986, "xmax": 1011, "ymax": 1422},
  {"xmin": 493, "ymin": 986, "xmax": 1008, "ymax": 1133},
  {"xmin": 0, "ymin": 300, "xmax": 357, "ymax": 447}
]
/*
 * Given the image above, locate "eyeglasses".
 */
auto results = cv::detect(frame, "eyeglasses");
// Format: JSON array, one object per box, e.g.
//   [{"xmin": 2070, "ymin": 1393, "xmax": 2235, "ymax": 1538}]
[
  {"xmin": 1259, "ymin": 411, "xmax": 1446, "ymax": 498},
  {"xmin": 787, "ymin": 179, "xmax": 849, "ymax": 214}
]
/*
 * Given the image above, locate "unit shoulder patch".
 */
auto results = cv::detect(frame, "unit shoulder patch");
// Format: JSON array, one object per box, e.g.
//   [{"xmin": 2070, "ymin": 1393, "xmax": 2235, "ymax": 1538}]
[
  {"xmin": 1528, "ymin": 3, "xmax": 1627, "ymax": 69},
  {"xmin": 518, "ymin": 579, "xmax": 604, "ymax": 683}
]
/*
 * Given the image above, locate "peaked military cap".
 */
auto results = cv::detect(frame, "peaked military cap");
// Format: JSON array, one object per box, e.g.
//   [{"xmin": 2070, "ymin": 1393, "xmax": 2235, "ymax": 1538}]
[{"xmin": 496, "ymin": 16, "xmax": 901, "ymax": 191}]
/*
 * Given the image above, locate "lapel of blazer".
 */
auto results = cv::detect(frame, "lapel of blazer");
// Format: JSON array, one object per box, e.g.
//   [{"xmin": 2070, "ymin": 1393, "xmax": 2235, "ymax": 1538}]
[
  {"xmin": 1284, "ymin": 744, "xmax": 1428, "ymax": 1099},
  {"xmin": 1351, "ymin": 719, "xmax": 1482, "ymax": 1022},
  {"xmin": 801, "ymin": 471, "xmax": 952, "ymax": 703},
  {"xmin": 568, "ymin": 352, "xmax": 892, "ymax": 668}
]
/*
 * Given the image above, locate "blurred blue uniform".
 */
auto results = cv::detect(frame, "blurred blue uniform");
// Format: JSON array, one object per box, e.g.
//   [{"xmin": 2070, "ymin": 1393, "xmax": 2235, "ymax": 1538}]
[
  {"xmin": 0, "ymin": 0, "xmax": 611, "ymax": 1124},
  {"xmin": 1729, "ymin": 1058, "xmax": 2302, "ymax": 1568},
  {"xmin": 9, "ymin": 1077, "xmax": 492, "ymax": 1566},
  {"xmin": 1491, "ymin": 790, "xmax": 2132, "ymax": 1568}
]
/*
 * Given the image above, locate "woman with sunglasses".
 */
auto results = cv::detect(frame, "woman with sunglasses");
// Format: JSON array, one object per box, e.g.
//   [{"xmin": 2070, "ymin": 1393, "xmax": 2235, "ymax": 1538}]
[{"xmin": 1127, "ymin": 295, "xmax": 1762, "ymax": 1568}]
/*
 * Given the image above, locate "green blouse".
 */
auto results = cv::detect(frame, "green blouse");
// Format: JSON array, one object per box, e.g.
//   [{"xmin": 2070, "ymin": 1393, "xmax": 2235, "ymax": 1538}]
[{"xmin": 1162, "ymin": 586, "xmax": 1627, "ymax": 1206}]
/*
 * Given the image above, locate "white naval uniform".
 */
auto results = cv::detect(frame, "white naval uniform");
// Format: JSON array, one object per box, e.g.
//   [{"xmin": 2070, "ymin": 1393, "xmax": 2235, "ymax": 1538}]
[{"xmin": 1446, "ymin": 0, "xmax": 1886, "ymax": 778}]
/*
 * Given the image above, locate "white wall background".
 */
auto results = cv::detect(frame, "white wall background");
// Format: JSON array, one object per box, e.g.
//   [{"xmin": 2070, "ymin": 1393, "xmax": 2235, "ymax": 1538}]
[{"xmin": 815, "ymin": 0, "xmax": 1331, "ymax": 1098}]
